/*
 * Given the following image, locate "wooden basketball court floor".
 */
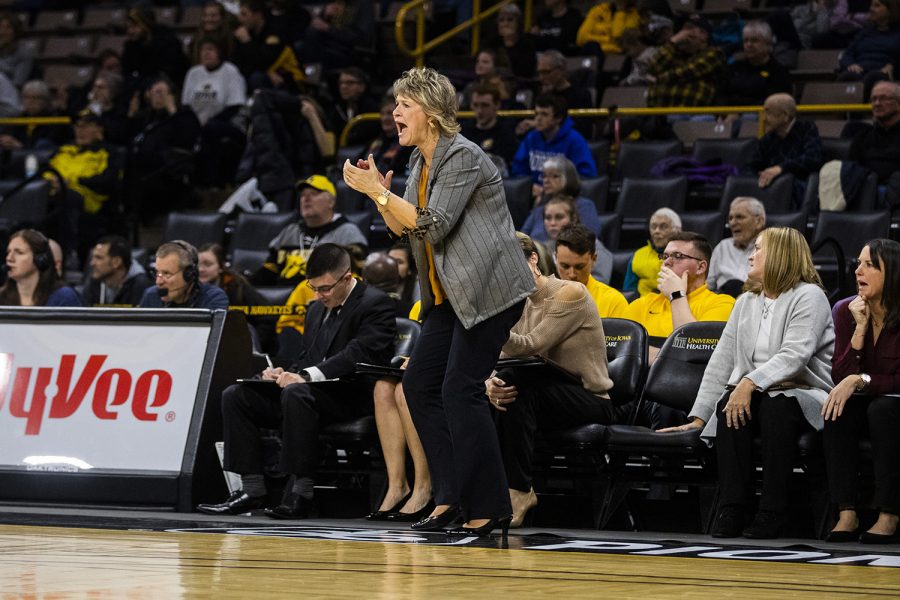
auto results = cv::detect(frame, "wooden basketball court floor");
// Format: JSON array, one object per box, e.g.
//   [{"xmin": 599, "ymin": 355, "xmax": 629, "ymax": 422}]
[{"xmin": 2, "ymin": 509, "xmax": 900, "ymax": 599}]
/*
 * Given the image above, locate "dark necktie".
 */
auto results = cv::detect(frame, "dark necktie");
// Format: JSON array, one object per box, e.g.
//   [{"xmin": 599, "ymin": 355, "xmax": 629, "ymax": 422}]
[{"xmin": 310, "ymin": 305, "xmax": 342, "ymax": 363}]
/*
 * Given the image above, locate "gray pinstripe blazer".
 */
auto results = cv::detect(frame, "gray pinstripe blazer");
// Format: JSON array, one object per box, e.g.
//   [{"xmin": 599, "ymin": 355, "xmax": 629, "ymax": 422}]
[{"xmin": 402, "ymin": 133, "xmax": 535, "ymax": 329}]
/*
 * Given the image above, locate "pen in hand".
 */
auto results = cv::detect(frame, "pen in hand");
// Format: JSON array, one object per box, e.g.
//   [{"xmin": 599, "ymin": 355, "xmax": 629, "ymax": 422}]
[{"xmin": 264, "ymin": 354, "xmax": 274, "ymax": 370}]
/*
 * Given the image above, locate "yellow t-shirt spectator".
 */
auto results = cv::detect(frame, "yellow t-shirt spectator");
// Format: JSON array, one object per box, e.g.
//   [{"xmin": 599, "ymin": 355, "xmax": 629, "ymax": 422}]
[
  {"xmin": 624, "ymin": 284, "xmax": 735, "ymax": 339},
  {"xmin": 585, "ymin": 275, "xmax": 628, "ymax": 318}
]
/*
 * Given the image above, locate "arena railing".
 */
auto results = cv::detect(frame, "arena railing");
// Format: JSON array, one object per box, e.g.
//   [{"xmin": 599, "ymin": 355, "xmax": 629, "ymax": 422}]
[
  {"xmin": 340, "ymin": 103, "xmax": 873, "ymax": 148},
  {"xmin": 395, "ymin": 0, "xmax": 534, "ymax": 68}
]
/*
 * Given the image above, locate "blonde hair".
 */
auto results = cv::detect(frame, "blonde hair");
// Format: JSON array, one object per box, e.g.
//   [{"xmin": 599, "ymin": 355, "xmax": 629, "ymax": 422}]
[
  {"xmin": 746, "ymin": 227, "xmax": 822, "ymax": 296},
  {"xmin": 392, "ymin": 67, "xmax": 461, "ymax": 137}
]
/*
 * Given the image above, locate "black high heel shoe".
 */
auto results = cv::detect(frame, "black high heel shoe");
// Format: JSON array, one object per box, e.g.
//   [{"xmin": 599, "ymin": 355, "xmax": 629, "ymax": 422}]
[
  {"xmin": 449, "ymin": 516, "xmax": 512, "ymax": 537},
  {"xmin": 410, "ymin": 504, "xmax": 461, "ymax": 531},
  {"xmin": 386, "ymin": 499, "xmax": 434, "ymax": 522},
  {"xmin": 366, "ymin": 491, "xmax": 412, "ymax": 521}
]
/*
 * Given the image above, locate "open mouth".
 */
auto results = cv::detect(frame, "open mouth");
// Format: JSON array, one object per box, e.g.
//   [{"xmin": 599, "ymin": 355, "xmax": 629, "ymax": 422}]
[{"xmin": 397, "ymin": 123, "xmax": 408, "ymax": 136}]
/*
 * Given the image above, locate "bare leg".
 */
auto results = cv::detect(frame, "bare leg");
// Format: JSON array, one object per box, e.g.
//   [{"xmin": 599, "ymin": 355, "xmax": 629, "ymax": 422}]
[
  {"xmin": 373, "ymin": 379, "xmax": 410, "ymax": 511},
  {"xmin": 394, "ymin": 384, "xmax": 432, "ymax": 513},
  {"xmin": 831, "ymin": 508, "xmax": 859, "ymax": 533},
  {"xmin": 868, "ymin": 512, "xmax": 899, "ymax": 535}
]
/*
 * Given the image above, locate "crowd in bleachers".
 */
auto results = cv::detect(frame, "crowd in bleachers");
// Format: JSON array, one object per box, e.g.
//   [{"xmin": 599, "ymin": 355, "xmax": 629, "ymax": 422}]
[{"xmin": 1, "ymin": 0, "xmax": 900, "ymax": 541}]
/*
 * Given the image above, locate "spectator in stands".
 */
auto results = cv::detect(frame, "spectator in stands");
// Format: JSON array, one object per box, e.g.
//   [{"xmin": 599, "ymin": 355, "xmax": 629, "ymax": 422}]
[
  {"xmin": 0, "ymin": 80, "xmax": 66, "ymax": 150},
  {"xmin": 252, "ymin": 175, "xmax": 367, "ymax": 287},
  {"xmin": 646, "ymin": 14, "xmax": 725, "ymax": 107},
  {"xmin": 233, "ymin": 0, "xmax": 304, "ymax": 92},
  {"xmin": 555, "ymin": 223, "xmax": 627, "ymax": 317},
  {"xmin": 0, "ymin": 71, "xmax": 19, "ymax": 118},
  {"xmin": 361, "ymin": 97, "xmax": 413, "ymax": 182},
  {"xmin": 661, "ymin": 227, "xmax": 834, "ymax": 540},
  {"xmin": 327, "ymin": 67, "xmax": 380, "ymax": 148},
  {"xmin": 84, "ymin": 71, "xmax": 131, "ymax": 146},
  {"xmin": 624, "ymin": 231, "xmax": 735, "ymax": 359},
  {"xmin": 823, "ymin": 238, "xmax": 900, "ymax": 544},
  {"xmin": 707, "ymin": 197, "xmax": 767, "ymax": 297},
  {"xmin": 539, "ymin": 195, "xmax": 612, "ymax": 282},
  {"xmin": 361, "ymin": 252, "xmax": 410, "ymax": 316},
  {"xmin": 576, "ymin": 0, "xmax": 640, "ymax": 56},
  {"xmin": 82, "ymin": 235, "xmax": 152, "ymax": 307},
  {"xmin": 531, "ymin": 0, "xmax": 583, "ymax": 56},
  {"xmin": 197, "ymin": 244, "xmax": 395, "ymax": 518},
  {"xmin": 296, "ymin": 0, "xmax": 375, "ymax": 71},
  {"xmin": 0, "ymin": 229, "xmax": 81, "ymax": 307},
  {"xmin": 487, "ymin": 3, "xmax": 536, "ymax": 80},
  {"xmin": 129, "ymin": 76, "xmax": 202, "ymax": 223},
  {"xmin": 511, "ymin": 94, "xmax": 597, "ymax": 188},
  {"xmin": 717, "ymin": 21, "xmax": 792, "ymax": 107},
  {"xmin": 530, "ymin": 50, "xmax": 594, "ymax": 138},
  {"xmin": 461, "ymin": 49, "xmax": 510, "ymax": 109},
  {"xmin": 45, "ymin": 110, "xmax": 121, "ymax": 266},
  {"xmin": 488, "ymin": 232, "xmax": 614, "ymax": 528},
  {"xmin": 792, "ymin": 0, "xmax": 833, "ymax": 49},
  {"xmin": 140, "ymin": 240, "xmax": 228, "ymax": 309},
  {"xmin": 189, "ymin": 0, "xmax": 236, "ymax": 62},
  {"xmin": 182, "ymin": 36, "xmax": 248, "ymax": 188},
  {"xmin": 812, "ymin": 0, "xmax": 870, "ymax": 49},
  {"xmin": 847, "ymin": 80, "xmax": 900, "ymax": 185},
  {"xmin": 521, "ymin": 155, "xmax": 602, "ymax": 239},
  {"xmin": 460, "ymin": 83, "xmax": 519, "ymax": 168},
  {"xmin": 623, "ymin": 207, "xmax": 680, "ymax": 297},
  {"xmin": 0, "ymin": 12, "xmax": 32, "ymax": 88},
  {"xmin": 122, "ymin": 4, "xmax": 190, "ymax": 93},
  {"xmin": 837, "ymin": 0, "xmax": 900, "ymax": 98},
  {"xmin": 235, "ymin": 88, "xmax": 335, "ymax": 208},
  {"xmin": 388, "ymin": 242, "xmax": 420, "ymax": 306},
  {"xmin": 618, "ymin": 27, "xmax": 659, "ymax": 87},
  {"xmin": 747, "ymin": 93, "xmax": 823, "ymax": 206}
]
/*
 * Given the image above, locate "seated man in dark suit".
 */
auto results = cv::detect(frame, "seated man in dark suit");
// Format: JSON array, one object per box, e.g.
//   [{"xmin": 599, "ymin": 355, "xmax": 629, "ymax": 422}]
[{"xmin": 197, "ymin": 243, "xmax": 396, "ymax": 518}]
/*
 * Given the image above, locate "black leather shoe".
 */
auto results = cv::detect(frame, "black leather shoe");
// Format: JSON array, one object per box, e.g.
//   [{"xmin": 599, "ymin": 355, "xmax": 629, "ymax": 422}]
[
  {"xmin": 264, "ymin": 492, "xmax": 316, "ymax": 520},
  {"xmin": 825, "ymin": 529, "xmax": 859, "ymax": 543},
  {"xmin": 366, "ymin": 491, "xmax": 412, "ymax": 521},
  {"xmin": 386, "ymin": 500, "xmax": 434, "ymax": 523},
  {"xmin": 742, "ymin": 510, "xmax": 786, "ymax": 539},
  {"xmin": 410, "ymin": 504, "xmax": 461, "ymax": 531},
  {"xmin": 711, "ymin": 505, "xmax": 748, "ymax": 538},
  {"xmin": 448, "ymin": 516, "xmax": 512, "ymax": 538},
  {"xmin": 197, "ymin": 490, "xmax": 266, "ymax": 516},
  {"xmin": 859, "ymin": 530, "xmax": 900, "ymax": 544}
]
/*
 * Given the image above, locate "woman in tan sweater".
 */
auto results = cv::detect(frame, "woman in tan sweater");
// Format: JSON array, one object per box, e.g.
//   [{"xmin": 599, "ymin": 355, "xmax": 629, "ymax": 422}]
[{"xmin": 487, "ymin": 233, "xmax": 614, "ymax": 528}]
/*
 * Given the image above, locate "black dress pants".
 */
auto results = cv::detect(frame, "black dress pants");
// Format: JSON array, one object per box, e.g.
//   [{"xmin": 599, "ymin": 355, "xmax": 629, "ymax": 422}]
[
  {"xmin": 824, "ymin": 395, "xmax": 900, "ymax": 514},
  {"xmin": 221, "ymin": 380, "xmax": 371, "ymax": 477},
  {"xmin": 495, "ymin": 366, "xmax": 614, "ymax": 492},
  {"xmin": 402, "ymin": 300, "xmax": 525, "ymax": 520},
  {"xmin": 716, "ymin": 392, "xmax": 813, "ymax": 513}
]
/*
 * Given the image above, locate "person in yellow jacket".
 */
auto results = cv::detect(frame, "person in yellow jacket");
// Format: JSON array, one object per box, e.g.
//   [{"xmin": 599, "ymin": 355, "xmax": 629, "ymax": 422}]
[
  {"xmin": 45, "ymin": 109, "xmax": 120, "ymax": 266},
  {"xmin": 576, "ymin": 0, "xmax": 640, "ymax": 54},
  {"xmin": 623, "ymin": 207, "xmax": 681, "ymax": 297},
  {"xmin": 625, "ymin": 231, "xmax": 735, "ymax": 362}
]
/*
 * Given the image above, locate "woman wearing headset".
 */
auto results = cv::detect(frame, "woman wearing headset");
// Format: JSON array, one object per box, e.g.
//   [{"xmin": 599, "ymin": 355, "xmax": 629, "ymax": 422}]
[{"xmin": 0, "ymin": 229, "xmax": 81, "ymax": 306}]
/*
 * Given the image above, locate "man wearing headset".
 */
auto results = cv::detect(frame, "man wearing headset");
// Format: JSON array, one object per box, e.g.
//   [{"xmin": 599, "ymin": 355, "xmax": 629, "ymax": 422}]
[{"xmin": 139, "ymin": 240, "xmax": 228, "ymax": 309}]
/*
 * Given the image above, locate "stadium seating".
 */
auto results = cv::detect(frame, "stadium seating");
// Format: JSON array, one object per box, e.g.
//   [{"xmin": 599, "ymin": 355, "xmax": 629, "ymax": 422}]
[{"xmin": 601, "ymin": 320, "xmax": 727, "ymax": 530}]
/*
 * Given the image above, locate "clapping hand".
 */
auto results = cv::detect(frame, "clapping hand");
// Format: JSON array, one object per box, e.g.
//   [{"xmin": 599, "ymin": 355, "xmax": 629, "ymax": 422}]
[{"xmin": 343, "ymin": 154, "xmax": 392, "ymax": 198}]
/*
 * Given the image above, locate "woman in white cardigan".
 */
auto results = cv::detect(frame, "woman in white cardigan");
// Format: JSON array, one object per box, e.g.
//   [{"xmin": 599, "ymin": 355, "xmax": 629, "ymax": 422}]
[{"xmin": 661, "ymin": 227, "xmax": 835, "ymax": 539}]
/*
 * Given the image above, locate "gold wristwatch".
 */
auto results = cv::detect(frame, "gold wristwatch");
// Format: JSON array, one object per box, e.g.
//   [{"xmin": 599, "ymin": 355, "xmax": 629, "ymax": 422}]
[{"xmin": 376, "ymin": 188, "xmax": 390, "ymax": 208}]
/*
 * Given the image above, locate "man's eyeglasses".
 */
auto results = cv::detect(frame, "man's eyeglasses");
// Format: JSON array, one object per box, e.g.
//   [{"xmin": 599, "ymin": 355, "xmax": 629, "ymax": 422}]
[
  {"xmin": 659, "ymin": 251, "xmax": 704, "ymax": 262},
  {"xmin": 153, "ymin": 268, "xmax": 183, "ymax": 281},
  {"xmin": 306, "ymin": 269, "xmax": 350, "ymax": 294}
]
